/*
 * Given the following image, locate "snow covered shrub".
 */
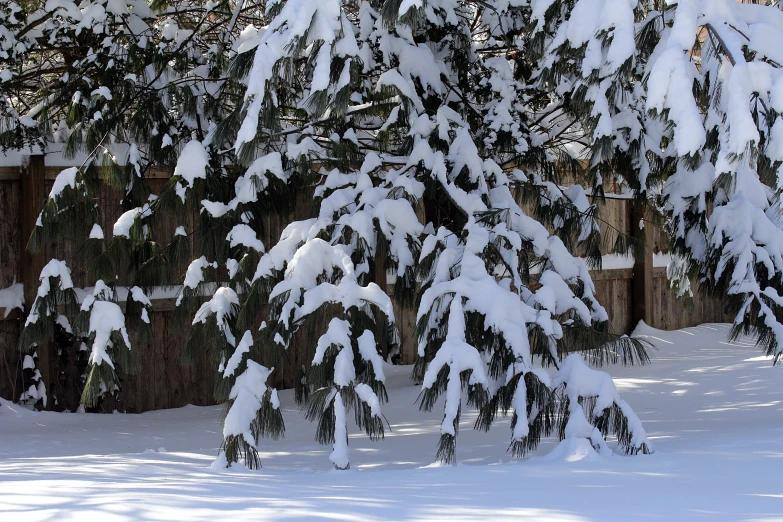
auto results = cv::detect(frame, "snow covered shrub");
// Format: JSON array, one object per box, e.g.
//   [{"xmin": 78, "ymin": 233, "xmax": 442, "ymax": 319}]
[
  {"xmin": 183, "ymin": 0, "xmax": 657, "ymax": 467},
  {"xmin": 17, "ymin": 260, "xmax": 79, "ymax": 409},
  {"xmin": 552, "ymin": 355, "xmax": 650, "ymax": 456},
  {"xmin": 303, "ymin": 320, "xmax": 387, "ymax": 470},
  {"xmin": 20, "ymin": 260, "xmax": 78, "ymax": 350},
  {"xmin": 14, "ymin": 0, "xmax": 783, "ymax": 468}
]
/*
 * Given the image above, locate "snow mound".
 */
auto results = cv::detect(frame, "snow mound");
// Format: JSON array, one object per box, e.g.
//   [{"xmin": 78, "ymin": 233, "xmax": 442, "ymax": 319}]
[
  {"xmin": 537, "ymin": 438, "xmax": 603, "ymax": 463},
  {"xmin": 0, "ymin": 399, "xmax": 32, "ymax": 419}
]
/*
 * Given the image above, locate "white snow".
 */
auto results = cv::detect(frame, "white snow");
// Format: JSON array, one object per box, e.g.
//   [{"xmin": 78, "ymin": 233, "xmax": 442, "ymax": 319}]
[
  {"xmin": 36, "ymin": 259, "xmax": 74, "ymax": 295},
  {"xmin": 129, "ymin": 286, "xmax": 152, "ymax": 308},
  {"xmin": 129, "ymin": 287, "xmax": 151, "ymax": 323},
  {"xmin": 224, "ymin": 331, "xmax": 253, "ymax": 378},
  {"xmin": 48, "ymin": 167, "xmax": 79, "ymax": 199},
  {"xmin": 25, "ymin": 259, "xmax": 74, "ymax": 327},
  {"xmin": 88, "ymin": 224, "xmax": 104, "ymax": 240},
  {"xmin": 330, "ymin": 391, "xmax": 350, "ymax": 469},
  {"xmin": 193, "ymin": 287, "xmax": 240, "ymax": 346},
  {"xmin": 87, "ymin": 300, "xmax": 130, "ymax": 368},
  {"xmin": 2, "ymin": 324, "xmax": 783, "ymax": 520},
  {"xmin": 22, "ymin": 355, "xmax": 35, "ymax": 370},
  {"xmin": 173, "ymin": 140, "xmax": 209, "ymax": 187},
  {"xmin": 112, "ymin": 205, "xmax": 151, "ymax": 238},
  {"xmin": 0, "ymin": 283, "xmax": 24, "ymax": 317},
  {"xmin": 182, "ymin": 257, "xmax": 218, "ymax": 290},
  {"xmin": 226, "ymin": 224, "xmax": 265, "ymax": 253},
  {"xmin": 357, "ymin": 330, "xmax": 385, "ymax": 383}
]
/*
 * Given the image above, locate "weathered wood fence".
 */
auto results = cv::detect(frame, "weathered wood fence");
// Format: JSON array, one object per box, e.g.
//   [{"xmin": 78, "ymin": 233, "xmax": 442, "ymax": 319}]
[{"xmin": 0, "ymin": 154, "xmax": 731, "ymax": 412}]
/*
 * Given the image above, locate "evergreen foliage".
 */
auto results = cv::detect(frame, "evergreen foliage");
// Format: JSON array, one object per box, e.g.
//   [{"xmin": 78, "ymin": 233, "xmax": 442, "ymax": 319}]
[{"xmin": 8, "ymin": 0, "xmax": 783, "ymax": 469}]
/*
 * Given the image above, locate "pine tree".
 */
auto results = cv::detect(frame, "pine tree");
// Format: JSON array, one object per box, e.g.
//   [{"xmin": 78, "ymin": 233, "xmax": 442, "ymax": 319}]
[
  {"xmin": 197, "ymin": 0, "xmax": 655, "ymax": 467},
  {"xmin": 525, "ymin": 0, "xmax": 783, "ymax": 365},
  {"xmin": 639, "ymin": 1, "xmax": 783, "ymax": 364}
]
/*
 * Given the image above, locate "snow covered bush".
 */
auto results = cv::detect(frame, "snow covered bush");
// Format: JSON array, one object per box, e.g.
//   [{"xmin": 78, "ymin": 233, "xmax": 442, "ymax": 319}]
[
  {"xmin": 17, "ymin": 0, "xmax": 783, "ymax": 467},
  {"xmin": 303, "ymin": 320, "xmax": 387, "ymax": 470}
]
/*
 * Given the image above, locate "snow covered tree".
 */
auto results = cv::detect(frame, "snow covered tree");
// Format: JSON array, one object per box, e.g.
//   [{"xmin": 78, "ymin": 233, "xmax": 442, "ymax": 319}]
[
  {"xmin": 524, "ymin": 0, "xmax": 783, "ymax": 367},
  {"xmin": 640, "ymin": 1, "xmax": 783, "ymax": 364},
  {"xmin": 197, "ymin": 0, "xmax": 656, "ymax": 467}
]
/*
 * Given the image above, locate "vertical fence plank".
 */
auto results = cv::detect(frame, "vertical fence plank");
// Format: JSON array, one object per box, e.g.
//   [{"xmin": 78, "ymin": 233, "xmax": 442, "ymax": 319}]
[
  {"xmin": 631, "ymin": 204, "xmax": 653, "ymax": 329},
  {"xmin": 20, "ymin": 155, "xmax": 53, "ymax": 409},
  {"xmin": 0, "ymin": 175, "xmax": 21, "ymax": 402}
]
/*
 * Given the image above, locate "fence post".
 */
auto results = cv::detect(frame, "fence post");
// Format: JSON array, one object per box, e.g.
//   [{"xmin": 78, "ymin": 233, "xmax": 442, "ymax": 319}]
[
  {"xmin": 631, "ymin": 202, "xmax": 653, "ymax": 329},
  {"xmin": 19, "ymin": 154, "xmax": 51, "ymax": 409}
]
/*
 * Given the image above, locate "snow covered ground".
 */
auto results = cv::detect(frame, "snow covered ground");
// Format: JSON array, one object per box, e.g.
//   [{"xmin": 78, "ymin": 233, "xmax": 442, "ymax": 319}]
[{"xmin": 2, "ymin": 322, "xmax": 783, "ymax": 521}]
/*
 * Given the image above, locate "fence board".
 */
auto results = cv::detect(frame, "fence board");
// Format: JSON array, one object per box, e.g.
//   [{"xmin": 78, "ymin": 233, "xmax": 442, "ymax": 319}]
[
  {"xmin": 0, "ymin": 312, "xmax": 22, "ymax": 403},
  {"xmin": 0, "ymin": 180, "xmax": 20, "ymax": 288}
]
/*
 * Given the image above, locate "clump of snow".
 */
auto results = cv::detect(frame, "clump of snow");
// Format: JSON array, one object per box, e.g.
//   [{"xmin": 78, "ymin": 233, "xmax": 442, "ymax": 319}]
[
  {"xmin": 82, "ymin": 283, "xmax": 131, "ymax": 368},
  {"xmin": 226, "ymin": 224, "xmax": 265, "ymax": 253},
  {"xmin": 330, "ymin": 392, "xmax": 349, "ymax": 469},
  {"xmin": 113, "ymin": 205, "xmax": 151, "ymax": 238},
  {"xmin": 89, "ymin": 224, "xmax": 104, "ymax": 239},
  {"xmin": 357, "ymin": 331, "xmax": 384, "ymax": 383},
  {"xmin": 173, "ymin": 140, "xmax": 209, "ymax": 187},
  {"xmin": 48, "ymin": 167, "xmax": 79, "ymax": 199},
  {"xmin": 56, "ymin": 314, "xmax": 72, "ymax": 333},
  {"xmin": 224, "ymin": 331, "xmax": 253, "ymax": 377},
  {"xmin": 129, "ymin": 286, "xmax": 151, "ymax": 323},
  {"xmin": 0, "ymin": 283, "xmax": 24, "ymax": 318},
  {"xmin": 25, "ymin": 260, "xmax": 74, "ymax": 327},
  {"xmin": 22, "ymin": 355, "xmax": 35, "ymax": 370},
  {"xmin": 177, "ymin": 257, "xmax": 218, "ymax": 305},
  {"xmin": 193, "ymin": 287, "xmax": 240, "ymax": 346}
]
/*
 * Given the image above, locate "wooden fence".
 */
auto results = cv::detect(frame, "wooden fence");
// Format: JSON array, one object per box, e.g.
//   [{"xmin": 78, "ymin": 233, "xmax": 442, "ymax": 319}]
[{"xmin": 0, "ymin": 154, "xmax": 731, "ymax": 412}]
